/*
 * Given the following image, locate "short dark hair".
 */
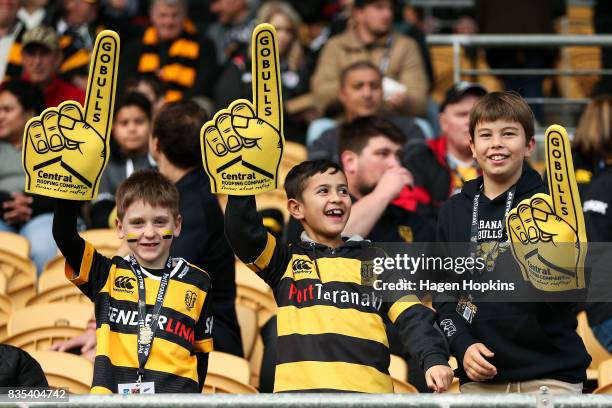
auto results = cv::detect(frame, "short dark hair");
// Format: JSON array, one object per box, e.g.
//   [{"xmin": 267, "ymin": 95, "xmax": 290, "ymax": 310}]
[
  {"xmin": 338, "ymin": 116, "xmax": 406, "ymax": 156},
  {"xmin": 284, "ymin": 159, "xmax": 344, "ymax": 200},
  {"xmin": 114, "ymin": 91, "xmax": 152, "ymax": 120},
  {"xmin": 152, "ymin": 101, "xmax": 208, "ymax": 169},
  {"xmin": 469, "ymin": 91, "xmax": 534, "ymax": 143},
  {"xmin": 339, "ymin": 61, "xmax": 382, "ymax": 87},
  {"xmin": 0, "ymin": 79, "xmax": 45, "ymax": 115},
  {"xmin": 126, "ymin": 74, "xmax": 165, "ymax": 101},
  {"xmin": 115, "ymin": 169, "xmax": 179, "ymax": 220}
]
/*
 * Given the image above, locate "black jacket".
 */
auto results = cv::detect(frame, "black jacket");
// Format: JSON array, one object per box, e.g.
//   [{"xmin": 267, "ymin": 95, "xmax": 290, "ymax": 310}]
[
  {"xmin": 434, "ymin": 165, "xmax": 590, "ymax": 384},
  {"xmin": 583, "ymin": 166, "xmax": 612, "ymax": 326},
  {"xmin": 172, "ymin": 168, "xmax": 243, "ymax": 357},
  {"xmin": 0, "ymin": 345, "xmax": 48, "ymax": 387}
]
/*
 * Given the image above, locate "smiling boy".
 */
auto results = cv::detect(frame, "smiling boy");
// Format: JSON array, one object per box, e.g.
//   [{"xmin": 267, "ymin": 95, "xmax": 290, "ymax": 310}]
[
  {"xmin": 52, "ymin": 169, "xmax": 213, "ymax": 393},
  {"xmin": 434, "ymin": 91, "xmax": 590, "ymax": 393},
  {"xmin": 224, "ymin": 159, "xmax": 453, "ymax": 393}
]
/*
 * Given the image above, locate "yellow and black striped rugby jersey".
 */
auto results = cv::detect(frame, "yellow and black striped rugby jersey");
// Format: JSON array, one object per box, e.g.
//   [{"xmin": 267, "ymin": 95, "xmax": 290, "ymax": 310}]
[
  {"xmin": 225, "ymin": 196, "xmax": 449, "ymax": 393},
  {"xmin": 65, "ymin": 241, "xmax": 213, "ymax": 393}
]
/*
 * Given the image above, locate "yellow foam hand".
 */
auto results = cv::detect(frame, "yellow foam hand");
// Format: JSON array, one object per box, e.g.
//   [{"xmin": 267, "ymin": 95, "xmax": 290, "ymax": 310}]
[
  {"xmin": 22, "ymin": 30, "xmax": 119, "ymax": 200},
  {"xmin": 201, "ymin": 24, "xmax": 284, "ymax": 195},
  {"xmin": 506, "ymin": 125, "xmax": 587, "ymax": 291}
]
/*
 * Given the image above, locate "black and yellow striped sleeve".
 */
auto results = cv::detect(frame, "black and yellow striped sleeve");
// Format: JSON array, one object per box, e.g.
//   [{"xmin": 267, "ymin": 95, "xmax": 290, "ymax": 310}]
[{"xmin": 224, "ymin": 195, "xmax": 290, "ymax": 288}]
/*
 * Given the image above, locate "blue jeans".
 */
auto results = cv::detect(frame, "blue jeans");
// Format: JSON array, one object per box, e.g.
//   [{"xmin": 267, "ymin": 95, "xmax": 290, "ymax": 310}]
[
  {"xmin": 592, "ymin": 318, "xmax": 612, "ymax": 352},
  {"xmin": 0, "ymin": 213, "xmax": 57, "ymax": 274}
]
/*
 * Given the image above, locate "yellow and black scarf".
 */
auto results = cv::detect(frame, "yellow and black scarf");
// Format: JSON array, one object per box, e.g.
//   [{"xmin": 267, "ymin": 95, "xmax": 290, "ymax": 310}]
[
  {"xmin": 58, "ymin": 25, "xmax": 104, "ymax": 81},
  {"xmin": 137, "ymin": 20, "xmax": 200, "ymax": 102},
  {"xmin": 4, "ymin": 23, "xmax": 26, "ymax": 81}
]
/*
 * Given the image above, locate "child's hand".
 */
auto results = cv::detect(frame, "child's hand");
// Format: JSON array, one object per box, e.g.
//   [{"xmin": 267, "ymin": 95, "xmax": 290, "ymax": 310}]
[
  {"xmin": 463, "ymin": 343, "xmax": 497, "ymax": 382},
  {"xmin": 425, "ymin": 364, "xmax": 454, "ymax": 392},
  {"xmin": 49, "ymin": 326, "xmax": 97, "ymax": 362}
]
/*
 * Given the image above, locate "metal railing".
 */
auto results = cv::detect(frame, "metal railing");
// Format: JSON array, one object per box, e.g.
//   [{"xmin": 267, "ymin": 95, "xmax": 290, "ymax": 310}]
[
  {"xmin": 426, "ymin": 34, "xmax": 612, "ymax": 86},
  {"xmin": 3, "ymin": 393, "xmax": 612, "ymax": 408}
]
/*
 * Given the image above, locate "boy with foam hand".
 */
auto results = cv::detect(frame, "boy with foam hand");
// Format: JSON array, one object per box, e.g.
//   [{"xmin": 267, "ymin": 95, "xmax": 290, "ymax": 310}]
[
  {"xmin": 205, "ymin": 25, "xmax": 452, "ymax": 394},
  {"xmin": 28, "ymin": 32, "xmax": 213, "ymax": 394},
  {"xmin": 434, "ymin": 91, "xmax": 590, "ymax": 393}
]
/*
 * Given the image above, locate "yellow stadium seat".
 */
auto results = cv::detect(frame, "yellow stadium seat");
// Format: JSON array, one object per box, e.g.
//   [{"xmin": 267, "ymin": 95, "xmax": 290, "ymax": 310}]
[
  {"xmin": 204, "ymin": 351, "xmax": 257, "ymax": 394},
  {"xmin": 598, "ymin": 357, "xmax": 612, "ymax": 388},
  {"xmin": 26, "ymin": 268, "xmax": 88, "ymax": 306},
  {"xmin": 0, "ymin": 270, "xmax": 6, "ymax": 294},
  {"xmin": 235, "ymin": 303, "xmax": 258, "ymax": 360},
  {"xmin": 389, "ymin": 354, "xmax": 408, "ymax": 382},
  {"xmin": 392, "ymin": 377, "xmax": 418, "ymax": 393},
  {"xmin": 594, "ymin": 382, "xmax": 612, "ymax": 394},
  {"xmin": 0, "ymin": 231, "xmax": 29, "ymax": 258},
  {"xmin": 28, "ymin": 351, "xmax": 93, "ymax": 394},
  {"xmin": 4, "ymin": 302, "xmax": 93, "ymax": 351},
  {"xmin": 256, "ymin": 189, "xmax": 289, "ymax": 223},
  {"xmin": 0, "ymin": 291, "xmax": 12, "ymax": 342},
  {"xmin": 577, "ymin": 311, "xmax": 611, "ymax": 381},
  {"xmin": 235, "ymin": 259, "xmax": 276, "ymax": 326},
  {"xmin": 0, "ymin": 249, "xmax": 36, "ymax": 309},
  {"xmin": 79, "ymin": 229, "xmax": 122, "ymax": 257}
]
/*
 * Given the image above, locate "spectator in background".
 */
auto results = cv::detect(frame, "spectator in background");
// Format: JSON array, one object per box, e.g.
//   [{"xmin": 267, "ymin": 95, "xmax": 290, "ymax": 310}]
[
  {"xmin": 125, "ymin": 74, "xmax": 166, "ymax": 118},
  {"xmin": 0, "ymin": 79, "xmax": 56, "ymax": 273},
  {"xmin": 55, "ymin": 0, "xmax": 101, "ymax": 89},
  {"xmin": 89, "ymin": 92, "xmax": 155, "ymax": 228},
  {"xmin": 308, "ymin": 61, "xmax": 425, "ymax": 163},
  {"xmin": 122, "ymin": 0, "xmax": 219, "ymax": 102},
  {"xmin": 207, "ymin": 0, "xmax": 256, "ymax": 66},
  {"xmin": 214, "ymin": 1, "xmax": 315, "ymax": 144},
  {"xmin": 0, "ymin": 0, "xmax": 26, "ymax": 81},
  {"xmin": 402, "ymin": 82, "xmax": 485, "ymax": 223},
  {"xmin": 311, "ymin": 0, "xmax": 429, "ymax": 117},
  {"xmin": 19, "ymin": 0, "xmax": 56, "ymax": 30},
  {"xmin": 20, "ymin": 25, "xmax": 85, "ymax": 107},
  {"xmin": 569, "ymin": 95, "xmax": 612, "ymax": 201}
]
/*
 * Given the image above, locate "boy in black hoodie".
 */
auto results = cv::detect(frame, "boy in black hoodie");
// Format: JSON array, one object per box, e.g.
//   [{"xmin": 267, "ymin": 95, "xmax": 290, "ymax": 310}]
[{"xmin": 435, "ymin": 91, "xmax": 590, "ymax": 393}]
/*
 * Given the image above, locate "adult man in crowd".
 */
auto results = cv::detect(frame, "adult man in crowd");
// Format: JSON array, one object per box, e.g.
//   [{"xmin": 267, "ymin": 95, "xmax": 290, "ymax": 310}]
[
  {"xmin": 206, "ymin": 0, "xmax": 255, "ymax": 66},
  {"xmin": 122, "ymin": 0, "xmax": 218, "ymax": 102},
  {"xmin": 20, "ymin": 25, "xmax": 85, "ymax": 107},
  {"xmin": 308, "ymin": 61, "xmax": 425, "ymax": 163},
  {"xmin": 311, "ymin": 0, "xmax": 429, "ymax": 117},
  {"xmin": 0, "ymin": 0, "xmax": 26, "ymax": 81},
  {"xmin": 401, "ymin": 82, "xmax": 486, "ymax": 222}
]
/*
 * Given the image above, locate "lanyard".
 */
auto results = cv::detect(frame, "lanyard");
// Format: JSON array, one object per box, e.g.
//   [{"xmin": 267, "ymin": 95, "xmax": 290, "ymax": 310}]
[
  {"xmin": 468, "ymin": 184, "xmax": 516, "ymax": 268},
  {"xmin": 127, "ymin": 255, "xmax": 179, "ymax": 385},
  {"xmin": 379, "ymin": 35, "xmax": 394, "ymax": 75}
]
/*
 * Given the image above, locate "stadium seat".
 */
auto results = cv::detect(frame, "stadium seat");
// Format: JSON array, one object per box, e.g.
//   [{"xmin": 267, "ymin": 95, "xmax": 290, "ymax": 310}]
[
  {"xmin": 0, "ymin": 231, "xmax": 30, "ymax": 259},
  {"xmin": 0, "ymin": 248, "xmax": 36, "ymax": 309},
  {"xmin": 256, "ymin": 189, "xmax": 289, "ymax": 223},
  {"xmin": 79, "ymin": 229, "xmax": 122, "ymax": 257},
  {"xmin": 389, "ymin": 354, "xmax": 408, "ymax": 382},
  {"xmin": 0, "ymin": 290, "xmax": 12, "ymax": 342},
  {"xmin": 204, "ymin": 351, "xmax": 258, "ymax": 394},
  {"xmin": 235, "ymin": 259, "xmax": 277, "ymax": 326},
  {"xmin": 26, "ymin": 270, "xmax": 88, "ymax": 306},
  {"xmin": 4, "ymin": 302, "xmax": 93, "ymax": 351},
  {"xmin": 598, "ymin": 357, "xmax": 612, "ymax": 388},
  {"xmin": 392, "ymin": 377, "xmax": 418, "ymax": 393},
  {"xmin": 577, "ymin": 311, "xmax": 611, "ymax": 381},
  {"xmin": 235, "ymin": 302, "xmax": 258, "ymax": 360},
  {"xmin": 594, "ymin": 382, "xmax": 612, "ymax": 394},
  {"xmin": 28, "ymin": 351, "xmax": 93, "ymax": 394}
]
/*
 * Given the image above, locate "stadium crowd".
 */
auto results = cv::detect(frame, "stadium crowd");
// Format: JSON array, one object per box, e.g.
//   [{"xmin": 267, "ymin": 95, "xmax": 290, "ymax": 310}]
[{"xmin": 2, "ymin": 0, "xmax": 612, "ymax": 397}]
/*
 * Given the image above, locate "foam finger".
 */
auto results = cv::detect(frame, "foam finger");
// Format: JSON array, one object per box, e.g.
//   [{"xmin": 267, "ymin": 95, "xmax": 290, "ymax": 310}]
[
  {"xmin": 42, "ymin": 109, "xmax": 64, "ymax": 152},
  {"xmin": 517, "ymin": 203, "xmax": 539, "ymax": 243},
  {"xmin": 204, "ymin": 125, "xmax": 229, "ymax": 157},
  {"xmin": 27, "ymin": 119, "xmax": 49, "ymax": 154},
  {"xmin": 59, "ymin": 101, "xmax": 84, "ymax": 122},
  {"xmin": 251, "ymin": 23, "xmax": 283, "ymax": 132},
  {"xmin": 216, "ymin": 112, "xmax": 243, "ymax": 153},
  {"xmin": 507, "ymin": 213, "xmax": 528, "ymax": 244},
  {"xmin": 545, "ymin": 125, "xmax": 581, "ymax": 231},
  {"xmin": 84, "ymin": 30, "xmax": 119, "ymax": 140}
]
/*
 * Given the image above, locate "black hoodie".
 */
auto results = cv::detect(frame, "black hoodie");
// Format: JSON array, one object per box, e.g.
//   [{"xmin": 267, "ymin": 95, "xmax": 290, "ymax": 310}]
[{"xmin": 434, "ymin": 164, "xmax": 590, "ymax": 385}]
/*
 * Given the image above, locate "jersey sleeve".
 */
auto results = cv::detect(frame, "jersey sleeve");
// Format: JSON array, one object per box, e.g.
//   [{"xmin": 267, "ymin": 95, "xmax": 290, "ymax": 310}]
[
  {"xmin": 224, "ymin": 195, "xmax": 291, "ymax": 288},
  {"xmin": 194, "ymin": 290, "xmax": 214, "ymax": 354}
]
